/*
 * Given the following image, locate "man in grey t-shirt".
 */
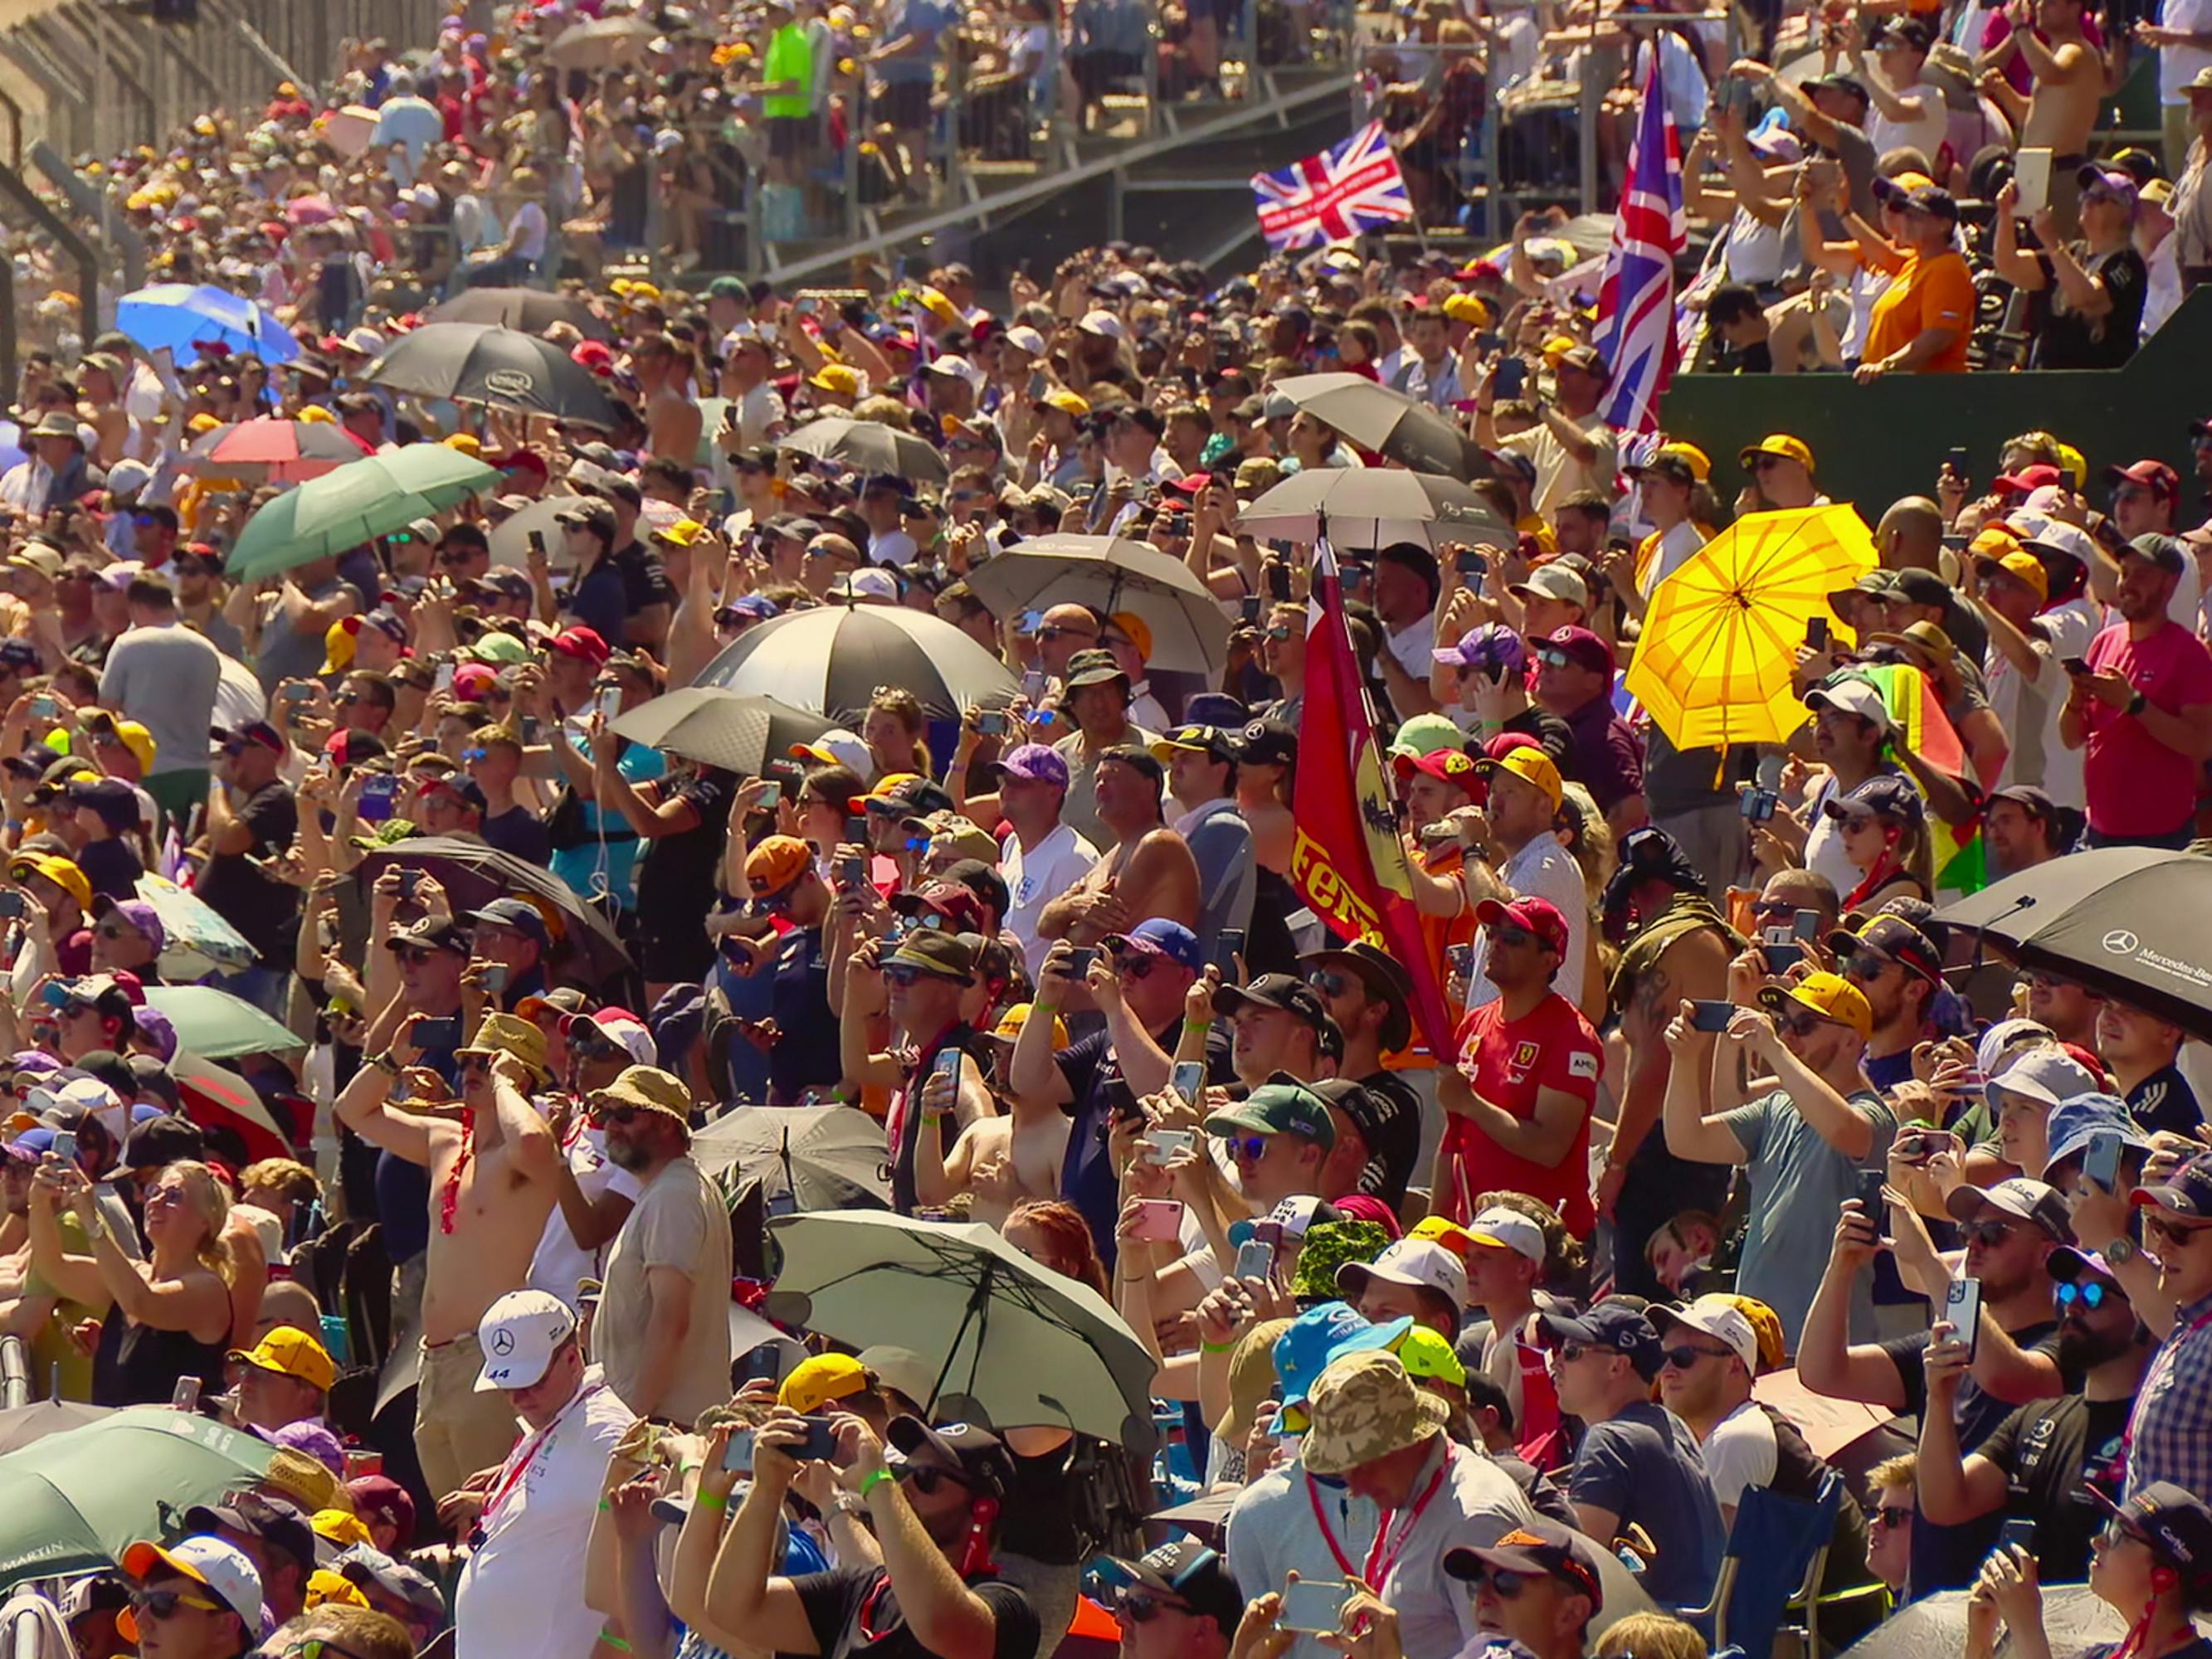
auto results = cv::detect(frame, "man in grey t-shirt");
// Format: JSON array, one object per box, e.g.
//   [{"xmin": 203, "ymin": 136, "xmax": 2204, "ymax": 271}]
[
  {"xmin": 1152, "ymin": 722, "xmax": 1255, "ymax": 961},
  {"xmin": 99, "ymin": 572, "xmax": 222, "ymax": 831}
]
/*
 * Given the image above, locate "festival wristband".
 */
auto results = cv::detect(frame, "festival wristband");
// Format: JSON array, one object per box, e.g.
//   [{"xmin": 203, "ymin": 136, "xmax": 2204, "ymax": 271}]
[
  {"xmin": 858, "ymin": 1468, "xmax": 896, "ymax": 1501},
  {"xmin": 695, "ymin": 1491, "xmax": 729, "ymax": 1511}
]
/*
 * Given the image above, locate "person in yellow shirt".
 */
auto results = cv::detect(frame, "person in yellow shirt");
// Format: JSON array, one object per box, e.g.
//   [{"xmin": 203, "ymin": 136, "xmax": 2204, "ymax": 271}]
[{"xmin": 1857, "ymin": 180, "xmax": 1976, "ymax": 377}]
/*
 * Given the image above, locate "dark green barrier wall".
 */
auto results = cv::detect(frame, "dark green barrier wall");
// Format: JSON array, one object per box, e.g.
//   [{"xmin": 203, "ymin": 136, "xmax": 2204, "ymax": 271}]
[{"xmin": 1657, "ymin": 288, "xmax": 2212, "ymax": 523}]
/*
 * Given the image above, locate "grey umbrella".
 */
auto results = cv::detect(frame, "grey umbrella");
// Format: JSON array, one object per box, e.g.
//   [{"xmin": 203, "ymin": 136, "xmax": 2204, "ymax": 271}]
[
  {"xmin": 1238, "ymin": 468, "xmax": 1513, "ymax": 552},
  {"xmin": 607, "ymin": 688, "xmax": 835, "ymax": 777},
  {"xmin": 959, "ymin": 534, "xmax": 1232, "ymax": 673},
  {"xmin": 363, "ymin": 323, "xmax": 621, "ymax": 428},
  {"xmin": 1273, "ymin": 372, "xmax": 1488, "ymax": 480},
  {"xmin": 696, "ymin": 603, "xmax": 1016, "ymax": 723},
  {"xmin": 776, "ymin": 417, "xmax": 949, "ymax": 484},
  {"xmin": 692, "ymin": 1106, "xmax": 892, "ymax": 1211},
  {"xmin": 426, "ymin": 287, "xmax": 615, "ymax": 341}
]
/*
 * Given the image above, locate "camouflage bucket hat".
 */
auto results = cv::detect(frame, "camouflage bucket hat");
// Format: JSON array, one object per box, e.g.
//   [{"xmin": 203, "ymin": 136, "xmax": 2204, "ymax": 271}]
[{"xmin": 1298, "ymin": 1349, "xmax": 1451, "ymax": 1476}]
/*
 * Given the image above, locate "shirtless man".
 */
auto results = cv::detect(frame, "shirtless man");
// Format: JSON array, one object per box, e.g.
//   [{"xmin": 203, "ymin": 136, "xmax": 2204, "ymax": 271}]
[
  {"xmin": 632, "ymin": 334, "xmax": 703, "ymax": 469},
  {"xmin": 334, "ymin": 1010, "xmax": 558, "ymax": 1501},
  {"xmin": 1035, "ymin": 748, "xmax": 1199, "ymax": 976},
  {"xmin": 1984, "ymin": 0, "xmax": 2102, "ymax": 230},
  {"xmin": 912, "ymin": 1011, "xmax": 1072, "ymax": 1225}
]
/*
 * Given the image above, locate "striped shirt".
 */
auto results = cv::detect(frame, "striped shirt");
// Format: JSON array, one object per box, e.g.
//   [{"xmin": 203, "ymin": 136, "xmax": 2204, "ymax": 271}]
[{"xmin": 2125, "ymin": 1292, "xmax": 2212, "ymax": 1500}]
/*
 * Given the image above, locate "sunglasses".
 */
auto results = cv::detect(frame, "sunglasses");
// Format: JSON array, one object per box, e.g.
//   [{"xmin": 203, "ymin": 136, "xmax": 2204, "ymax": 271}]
[
  {"xmin": 1265, "ymin": 624, "xmax": 1294, "ymax": 640},
  {"xmin": 1036, "ymin": 625, "xmax": 1096, "ymax": 642},
  {"xmin": 1115, "ymin": 1591, "xmax": 1190, "ymax": 1623},
  {"xmin": 95, "ymin": 920, "xmax": 137, "ymax": 941},
  {"xmin": 1873, "ymin": 1507, "xmax": 1912, "ymax": 1531},
  {"xmin": 589, "ymin": 1104, "xmax": 643, "ymax": 1126},
  {"xmin": 1533, "ymin": 647, "xmax": 1573, "ymax": 669},
  {"xmin": 1227, "ymin": 1136, "xmax": 1269, "ymax": 1162},
  {"xmin": 2146, "ymin": 1214, "xmax": 2212, "ymax": 1248},
  {"xmin": 1310, "ymin": 970, "xmax": 1353, "ymax": 999},
  {"xmin": 1752, "ymin": 455, "xmax": 1789, "ymax": 471},
  {"xmin": 2055, "ymin": 1280, "xmax": 2112, "ymax": 1310},
  {"xmin": 334, "ymin": 693, "xmax": 361, "ymax": 706},
  {"xmin": 397, "ymin": 946, "xmax": 446, "ymax": 966},
  {"xmin": 1749, "ymin": 899, "xmax": 1797, "ymax": 919},
  {"xmin": 1963, "ymin": 1219, "xmax": 2019, "ymax": 1246},
  {"xmin": 461, "ymin": 748, "xmax": 489, "ymax": 762},
  {"xmin": 1553, "ymin": 1341, "xmax": 1590, "ymax": 1363},
  {"xmin": 1112, "ymin": 952, "xmax": 1157, "ymax": 980},
  {"xmin": 884, "ymin": 965, "xmax": 928, "ymax": 987},
  {"xmin": 131, "ymin": 1591, "xmax": 222, "ymax": 1622},
  {"xmin": 1491, "ymin": 925, "xmax": 1539, "ymax": 950},
  {"xmin": 1661, "ymin": 1343, "xmax": 1732, "ymax": 1371},
  {"xmin": 1775, "ymin": 1010, "xmax": 1825, "ymax": 1038},
  {"xmin": 897, "ymin": 1463, "xmax": 981, "ymax": 1496}
]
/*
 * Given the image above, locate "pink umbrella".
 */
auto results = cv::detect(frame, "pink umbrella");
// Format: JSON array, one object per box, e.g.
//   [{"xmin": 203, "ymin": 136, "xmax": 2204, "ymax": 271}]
[
  {"xmin": 283, "ymin": 193, "xmax": 337, "ymax": 226},
  {"xmin": 183, "ymin": 416, "xmax": 373, "ymax": 484}
]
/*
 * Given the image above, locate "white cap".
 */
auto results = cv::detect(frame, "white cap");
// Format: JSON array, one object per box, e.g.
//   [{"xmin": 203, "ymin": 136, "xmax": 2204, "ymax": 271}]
[
  {"xmin": 1977, "ymin": 1016, "xmax": 2054, "ymax": 1079},
  {"xmin": 27, "ymin": 1075, "xmax": 122, "ymax": 1117},
  {"xmin": 1804, "ymin": 676, "xmax": 1893, "ymax": 733},
  {"xmin": 835, "ymin": 567, "xmax": 899, "ymax": 601},
  {"xmin": 868, "ymin": 531, "xmax": 918, "ymax": 567},
  {"xmin": 1336, "ymin": 1238, "xmax": 1469, "ymax": 1309},
  {"xmin": 120, "ymin": 1536, "xmax": 263, "ymax": 1633},
  {"xmin": 1002, "ymin": 325, "xmax": 1047, "ymax": 356},
  {"xmin": 1509, "ymin": 562, "xmax": 1590, "ymax": 608},
  {"xmin": 474, "ymin": 1287, "xmax": 577, "ymax": 1391},
  {"xmin": 1651, "ymin": 1295, "xmax": 1759, "ymax": 1374},
  {"xmin": 342, "ymin": 327, "xmax": 386, "ymax": 356},
  {"xmin": 922, "ymin": 353, "xmax": 983, "ymax": 392},
  {"xmin": 579, "ymin": 1010, "xmax": 655, "ymax": 1065},
  {"xmin": 1986, "ymin": 1045, "xmax": 2100, "ymax": 1109},
  {"xmin": 791, "ymin": 727, "xmax": 873, "ymax": 776},
  {"xmin": 2018, "ymin": 519, "xmax": 2096, "ymax": 567},
  {"xmin": 1464, "ymin": 1205, "xmax": 1546, "ymax": 1264},
  {"xmin": 1078, "ymin": 309, "xmax": 1127, "ymax": 341}
]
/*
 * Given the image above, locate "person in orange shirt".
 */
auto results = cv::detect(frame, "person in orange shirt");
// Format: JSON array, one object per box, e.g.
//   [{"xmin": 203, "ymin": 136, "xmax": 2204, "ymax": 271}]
[{"xmin": 1856, "ymin": 180, "xmax": 1977, "ymax": 378}]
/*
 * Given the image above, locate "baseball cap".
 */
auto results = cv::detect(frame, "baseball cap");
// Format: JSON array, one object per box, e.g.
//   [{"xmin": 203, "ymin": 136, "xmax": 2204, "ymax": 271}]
[
  {"xmin": 1464, "ymin": 1204, "xmax": 1547, "ymax": 1263},
  {"xmin": 975, "ymin": 742, "xmax": 1069, "ymax": 790},
  {"xmin": 2134, "ymin": 1151, "xmax": 2212, "ymax": 1217},
  {"xmin": 467, "ymin": 896, "xmax": 551, "ymax": 946},
  {"xmin": 1273, "ymin": 1301, "xmax": 1413, "ymax": 1408},
  {"xmin": 90, "ymin": 895, "xmax": 167, "ymax": 956},
  {"xmin": 1649, "ymin": 1295, "xmax": 1760, "ymax": 1374},
  {"xmin": 1540, "ymin": 625, "xmax": 1615, "ymax": 679},
  {"xmin": 1946, "ymin": 1175, "xmax": 2074, "ymax": 1240},
  {"xmin": 1830, "ymin": 912, "xmax": 1942, "ymax": 984},
  {"xmin": 884, "ymin": 929, "xmax": 976, "ymax": 983},
  {"xmin": 1740, "ymin": 433, "xmax": 1815, "ymax": 472},
  {"xmin": 2125, "ymin": 532, "xmax": 2189, "ymax": 575},
  {"xmin": 1756, "ymin": 971, "xmax": 1873, "ymax": 1039},
  {"xmin": 1432, "ymin": 622, "xmax": 1529, "ymax": 677},
  {"xmin": 789, "ymin": 727, "xmax": 871, "ymax": 774},
  {"xmin": 1805, "ymin": 676, "xmax": 1894, "ymax": 733},
  {"xmin": 1336, "ymin": 1238, "xmax": 1469, "ymax": 1315},
  {"xmin": 1474, "ymin": 894, "xmax": 1571, "ymax": 957},
  {"xmin": 1100, "ymin": 917, "xmax": 1203, "ymax": 973},
  {"xmin": 778, "ymin": 1353, "xmax": 872, "ymax": 1413},
  {"xmin": 1473, "ymin": 746, "xmax": 1564, "ymax": 813},
  {"xmin": 226, "ymin": 1331, "xmax": 334, "ymax": 1401},
  {"xmin": 472, "ymin": 1288, "xmax": 577, "ymax": 1391},
  {"xmin": 1391, "ymin": 746, "xmax": 1481, "ymax": 791},
  {"xmin": 1386, "ymin": 713, "xmax": 1465, "ymax": 761},
  {"xmin": 1205, "ymin": 1079, "xmax": 1337, "ymax": 1150},
  {"xmin": 1600, "ymin": 825, "xmax": 1708, "ymax": 920},
  {"xmin": 119, "ymin": 1537, "xmax": 261, "ymax": 1637},
  {"xmin": 2089, "ymin": 1484, "xmax": 2212, "ymax": 1602},
  {"xmin": 1234, "ymin": 718, "xmax": 1298, "ymax": 769},
  {"xmin": 1150, "ymin": 724, "xmax": 1237, "ymax": 766},
  {"xmin": 1212, "ymin": 972, "xmax": 1334, "ymax": 1034},
  {"xmin": 1510, "ymin": 563, "xmax": 1591, "ymax": 609},
  {"xmin": 181, "ymin": 1494, "xmax": 317, "ymax": 1575},
  {"xmin": 884, "ymin": 1417, "xmax": 1016, "ymax": 1497},
  {"xmin": 1444, "ymin": 1520, "xmax": 1605, "ymax": 1608},
  {"xmin": 1538, "ymin": 1300, "xmax": 1664, "ymax": 1379},
  {"xmin": 1095, "ymin": 1542, "xmax": 1243, "ymax": 1637},
  {"xmin": 744, "ymin": 834, "xmax": 811, "ymax": 898}
]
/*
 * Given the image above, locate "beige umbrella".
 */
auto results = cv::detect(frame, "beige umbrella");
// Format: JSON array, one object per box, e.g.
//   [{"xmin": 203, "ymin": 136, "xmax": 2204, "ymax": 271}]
[
  {"xmin": 546, "ymin": 15, "xmax": 658, "ymax": 68},
  {"xmin": 315, "ymin": 105, "xmax": 381, "ymax": 159}
]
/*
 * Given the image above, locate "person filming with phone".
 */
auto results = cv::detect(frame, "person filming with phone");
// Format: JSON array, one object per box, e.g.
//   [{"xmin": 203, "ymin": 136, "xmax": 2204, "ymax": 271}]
[{"xmin": 700, "ymin": 1412, "xmax": 1040, "ymax": 1659}]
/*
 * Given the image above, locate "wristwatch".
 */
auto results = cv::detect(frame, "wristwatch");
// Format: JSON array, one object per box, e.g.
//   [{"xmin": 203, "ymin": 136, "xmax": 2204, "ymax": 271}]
[
  {"xmin": 2127, "ymin": 691, "xmax": 2149, "ymax": 718},
  {"xmin": 2105, "ymin": 1234, "xmax": 2140, "ymax": 1267},
  {"xmin": 831, "ymin": 1493, "xmax": 869, "ymax": 1517}
]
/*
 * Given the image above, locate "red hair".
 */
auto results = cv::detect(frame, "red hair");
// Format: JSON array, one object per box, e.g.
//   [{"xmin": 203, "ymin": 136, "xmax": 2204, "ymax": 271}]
[{"xmin": 1004, "ymin": 1200, "xmax": 1109, "ymax": 1298}]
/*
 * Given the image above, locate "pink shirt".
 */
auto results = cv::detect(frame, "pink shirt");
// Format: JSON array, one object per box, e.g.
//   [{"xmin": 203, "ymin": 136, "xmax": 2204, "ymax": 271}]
[
  {"xmin": 1979, "ymin": 11, "xmax": 2105, "ymax": 97},
  {"xmin": 2081, "ymin": 619, "xmax": 2212, "ymax": 836}
]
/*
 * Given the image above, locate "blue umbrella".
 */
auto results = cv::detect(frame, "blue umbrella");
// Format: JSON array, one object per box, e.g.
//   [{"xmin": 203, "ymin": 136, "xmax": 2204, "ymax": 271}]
[{"xmin": 116, "ymin": 284, "xmax": 300, "ymax": 364}]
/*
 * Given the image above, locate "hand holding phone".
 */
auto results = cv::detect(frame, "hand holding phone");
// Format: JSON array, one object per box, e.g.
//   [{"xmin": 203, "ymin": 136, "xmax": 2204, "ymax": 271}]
[
  {"xmin": 1943, "ymin": 1277, "xmax": 1983, "ymax": 1360},
  {"xmin": 1688, "ymin": 1000, "xmax": 1736, "ymax": 1033},
  {"xmin": 1128, "ymin": 1198, "xmax": 1184, "ymax": 1240},
  {"xmin": 1279, "ymin": 1580, "xmax": 1351, "ymax": 1634}
]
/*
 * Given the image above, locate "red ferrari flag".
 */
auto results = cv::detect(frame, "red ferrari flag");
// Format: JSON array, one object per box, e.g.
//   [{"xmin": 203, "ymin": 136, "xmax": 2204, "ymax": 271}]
[{"xmin": 1289, "ymin": 541, "xmax": 1456, "ymax": 1057}]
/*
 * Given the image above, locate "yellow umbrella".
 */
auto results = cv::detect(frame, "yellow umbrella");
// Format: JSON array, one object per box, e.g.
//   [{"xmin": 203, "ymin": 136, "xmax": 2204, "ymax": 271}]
[{"xmin": 1625, "ymin": 504, "xmax": 1877, "ymax": 751}]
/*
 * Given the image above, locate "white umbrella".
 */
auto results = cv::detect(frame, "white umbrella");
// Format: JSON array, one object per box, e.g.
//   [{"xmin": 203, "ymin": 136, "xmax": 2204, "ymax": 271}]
[
  {"xmin": 489, "ymin": 494, "xmax": 588, "ymax": 571},
  {"xmin": 959, "ymin": 534, "xmax": 1232, "ymax": 674},
  {"xmin": 132, "ymin": 875, "xmax": 256, "ymax": 980},
  {"xmin": 1237, "ymin": 468, "xmax": 1512, "ymax": 552}
]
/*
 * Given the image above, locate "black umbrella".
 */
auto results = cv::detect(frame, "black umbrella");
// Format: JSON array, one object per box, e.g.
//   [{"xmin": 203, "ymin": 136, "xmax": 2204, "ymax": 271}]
[
  {"xmin": 776, "ymin": 417, "xmax": 949, "ymax": 484},
  {"xmin": 1932, "ymin": 848, "xmax": 2212, "ymax": 1039},
  {"xmin": 696, "ymin": 603, "xmax": 1017, "ymax": 723},
  {"xmin": 424, "ymin": 288, "xmax": 614, "ymax": 342},
  {"xmin": 357, "ymin": 836, "xmax": 631, "ymax": 984},
  {"xmin": 1272, "ymin": 372, "xmax": 1488, "ymax": 481},
  {"xmin": 607, "ymin": 688, "xmax": 835, "ymax": 776},
  {"xmin": 363, "ymin": 323, "xmax": 621, "ymax": 428},
  {"xmin": 692, "ymin": 1105, "xmax": 892, "ymax": 1212}
]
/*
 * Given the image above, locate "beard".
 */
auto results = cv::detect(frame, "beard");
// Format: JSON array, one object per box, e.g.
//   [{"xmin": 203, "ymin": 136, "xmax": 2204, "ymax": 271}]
[{"xmin": 605, "ymin": 1137, "xmax": 651, "ymax": 1172}]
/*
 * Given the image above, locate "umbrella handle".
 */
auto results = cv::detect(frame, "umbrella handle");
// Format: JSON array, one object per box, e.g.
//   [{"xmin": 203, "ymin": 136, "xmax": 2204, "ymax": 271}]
[{"xmin": 928, "ymin": 1259, "xmax": 993, "ymax": 1415}]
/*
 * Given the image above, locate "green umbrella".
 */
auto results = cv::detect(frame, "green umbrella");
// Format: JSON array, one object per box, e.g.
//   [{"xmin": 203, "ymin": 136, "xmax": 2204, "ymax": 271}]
[
  {"xmin": 0, "ymin": 1406, "xmax": 275, "ymax": 1587},
  {"xmin": 139, "ymin": 986, "xmax": 305, "ymax": 1058},
  {"xmin": 763, "ymin": 1210, "xmax": 1157, "ymax": 1448},
  {"xmin": 225, "ymin": 447, "xmax": 498, "ymax": 580}
]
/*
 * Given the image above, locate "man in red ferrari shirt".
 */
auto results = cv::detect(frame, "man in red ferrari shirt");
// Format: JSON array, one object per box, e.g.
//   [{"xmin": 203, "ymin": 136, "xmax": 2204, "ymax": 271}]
[{"xmin": 1433, "ymin": 894, "xmax": 1601, "ymax": 1234}]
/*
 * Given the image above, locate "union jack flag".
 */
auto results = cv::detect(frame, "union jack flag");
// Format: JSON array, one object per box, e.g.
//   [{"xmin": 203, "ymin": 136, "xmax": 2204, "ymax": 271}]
[
  {"xmin": 1250, "ymin": 122, "xmax": 1415, "ymax": 251},
  {"xmin": 1593, "ymin": 54, "xmax": 1686, "ymax": 435}
]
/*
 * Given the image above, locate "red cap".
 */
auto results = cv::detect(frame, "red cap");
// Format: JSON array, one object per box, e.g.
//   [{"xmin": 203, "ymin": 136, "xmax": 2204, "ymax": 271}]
[
  {"xmin": 495, "ymin": 449, "xmax": 548, "ymax": 478},
  {"xmin": 572, "ymin": 340, "xmax": 616, "ymax": 374},
  {"xmin": 548, "ymin": 625, "xmax": 611, "ymax": 665},
  {"xmin": 1543, "ymin": 625, "xmax": 1616, "ymax": 678},
  {"xmin": 1391, "ymin": 747, "xmax": 1480, "ymax": 787},
  {"xmin": 1474, "ymin": 893, "xmax": 1571, "ymax": 956},
  {"xmin": 1993, "ymin": 465, "xmax": 2063, "ymax": 494},
  {"xmin": 2107, "ymin": 459, "xmax": 2180, "ymax": 499}
]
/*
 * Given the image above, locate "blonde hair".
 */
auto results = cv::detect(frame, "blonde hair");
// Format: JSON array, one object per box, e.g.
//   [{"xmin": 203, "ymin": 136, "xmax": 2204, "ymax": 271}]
[
  {"xmin": 159, "ymin": 1160, "xmax": 234, "ymax": 1278},
  {"xmin": 1868, "ymin": 1452, "xmax": 1918, "ymax": 1494},
  {"xmin": 1556, "ymin": 781, "xmax": 1615, "ymax": 906},
  {"xmin": 866, "ymin": 687, "xmax": 933, "ymax": 776},
  {"xmin": 1595, "ymin": 1613, "xmax": 1708, "ymax": 1659},
  {"xmin": 241, "ymin": 1157, "xmax": 319, "ymax": 1207},
  {"xmin": 1475, "ymin": 1188, "xmax": 1585, "ymax": 1282}
]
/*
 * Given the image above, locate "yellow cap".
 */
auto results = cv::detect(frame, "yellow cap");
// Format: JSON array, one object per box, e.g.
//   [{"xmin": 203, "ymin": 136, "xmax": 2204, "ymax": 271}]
[
  {"xmin": 1106, "ymin": 611, "xmax": 1153, "ymax": 660},
  {"xmin": 310, "ymin": 1510, "xmax": 373, "ymax": 1548},
  {"xmin": 444, "ymin": 433, "xmax": 484, "ymax": 457},
  {"xmin": 304, "ymin": 1569, "xmax": 368, "ymax": 1610},
  {"xmin": 1038, "ymin": 388, "xmax": 1091, "ymax": 416},
  {"xmin": 1739, "ymin": 433, "xmax": 1815, "ymax": 472},
  {"xmin": 1657, "ymin": 440, "xmax": 1713, "ymax": 482},
  {"xmin": 1756, "ymin": 971, "xmax": 1872, "ymax": 1039},
  {"xmin": 319, "ymin": 618, "xmax": 357, "ymax": 675},
  {"xmin": 808, "ymin": 364, "xmax": 863, "ymax": 396},
  {"xmin": 1391, "ymin": 1324, "xmax": 1468, "ymax": 1389},
  {"xmin": 1442, "ymin": 293, "xmax": 1491, "ymax": 328},
  {"xmin": 652, "ymin": 518, "xmax": 705, "ymax": 547},
  {"xmin": 1474, "ymin": 745, "xmax": 1564, "ymax": 813},
  {"xmin": 227, "ymin": 1325, "xmax": 338, "ymax": 1391},
  {"xmin": 991, "ymin": 1001, "xmax": 1070, "ymax": 1048},
  {"xmin": 2053, "ymin": 441, "xmax": 2087, "ymax": 490},
  {"xmin": 779, "ymin": 1352, "xmax": 870, "ymax": 1413},
  {"xmin": 9, "ymin": 853, "xmax": 90, "ymax": 912}
]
